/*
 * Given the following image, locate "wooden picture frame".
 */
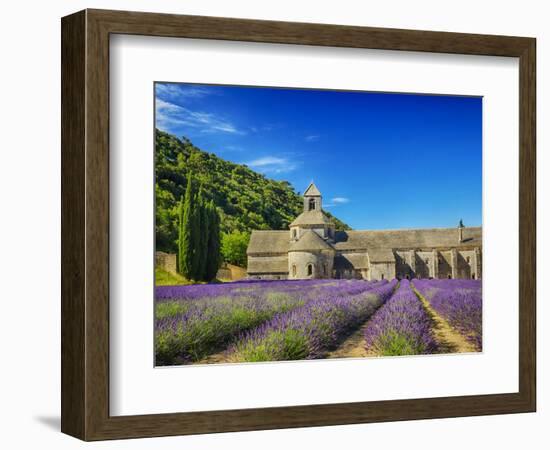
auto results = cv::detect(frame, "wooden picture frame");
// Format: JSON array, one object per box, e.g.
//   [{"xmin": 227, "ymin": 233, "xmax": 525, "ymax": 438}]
[{"xmin": 61, "ymin": 9, "xmax": 536, "ymax": 441}]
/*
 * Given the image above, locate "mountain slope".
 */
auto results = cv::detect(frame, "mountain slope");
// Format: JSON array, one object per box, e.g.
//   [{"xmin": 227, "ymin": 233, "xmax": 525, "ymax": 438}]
[{"xmin": 155, "ymin": 129, "xmax": 350, "ymax": 253}]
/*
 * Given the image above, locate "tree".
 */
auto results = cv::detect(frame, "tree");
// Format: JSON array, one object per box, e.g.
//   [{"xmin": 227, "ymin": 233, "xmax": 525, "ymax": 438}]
[
  {"xmin": 205, "ymin": 201, "xmax": 222, "ymax": 280},
  {"xmin": 155, "ymin": 129, "xmax": 351, "ymax": 254},
  {"xmin": 221, "ymin": 230, "xmax": 250, "ymax": 268},
  {"xmin": 178, "ymin": 175, "xmax": 195, "ymax": 278},
  {"xmin": 177, "ymin": 178, "xmax": 221, "ymax": 282},
  {"xmin": 196, "ymin": 188, "xmax": 210, "ymax": 281}
]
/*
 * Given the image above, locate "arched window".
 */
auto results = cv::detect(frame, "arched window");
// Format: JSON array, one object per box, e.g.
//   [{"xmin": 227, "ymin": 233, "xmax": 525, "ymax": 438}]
[
  {"xmin": 307, "ymin": 264, "xmax": 313, "ymax": 276},
  {"xmin": 448, "ymin": 274, "xmax": 452, "ymax": 279},
  {"xmin": 292, "ymin": 265, "xmax": 297, "ymax": 277},
  {"xmin": 425, "ymin": 258, "xmax": 429, "ymax": 265},
  {"xmin": 472, "ymin": 273, "xmax": 476, "ymax": 280},
  {"xmin": 292, "ymin": 229, "xmax": 297, "ymax": 239},
  {"xmin": 466, "ymin": 256, "xmax": 471, "ymax": 264},
  {"xmin": 308, "ymin": 198, "xmax": 316, "ymax": 211}
]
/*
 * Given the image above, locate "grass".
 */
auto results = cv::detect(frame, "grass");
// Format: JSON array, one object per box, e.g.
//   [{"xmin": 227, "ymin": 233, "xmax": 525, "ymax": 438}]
[
  {"xmin": 155, "ymin": 268, "xmax": 193, "ymax": 286},
  {"xmin": 375, "ymin": 331, "xmax": 423, "ymax": 356},
  {"xmin": 155, "ymin": 295, "xmax": 306, "ymax": 365},
  {"xmin": 229, "ymin": 329, "xmax": 310, "ymax": 363}
]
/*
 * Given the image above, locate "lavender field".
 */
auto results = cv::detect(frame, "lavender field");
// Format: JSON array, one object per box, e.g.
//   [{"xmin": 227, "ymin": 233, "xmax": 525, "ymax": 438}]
[{"xmin": 155, "ymin": 278, "xmax": 482, "ymax": 366}]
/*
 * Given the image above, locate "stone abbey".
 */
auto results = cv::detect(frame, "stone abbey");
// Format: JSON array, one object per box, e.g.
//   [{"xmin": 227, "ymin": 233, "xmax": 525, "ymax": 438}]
[{"xmin": 246, "ymin": 183, "xmax": 482, "ymax": 281}]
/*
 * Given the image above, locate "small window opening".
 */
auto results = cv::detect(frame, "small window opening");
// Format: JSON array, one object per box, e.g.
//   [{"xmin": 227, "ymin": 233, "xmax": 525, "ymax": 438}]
[
  {"xmin": 447, "ymin": 274, "xmax": 452, "ymax": 279},
  {"xmin": 292, "ymin": 265, "xmax": 297, "ymax": 277},
  {"xmin": 307, "ymin": 264, "xmax": 313, "ymax": 276},
  {"xmin": 308, "ymin": 198, "xmax": 316, "ymax": 211}
]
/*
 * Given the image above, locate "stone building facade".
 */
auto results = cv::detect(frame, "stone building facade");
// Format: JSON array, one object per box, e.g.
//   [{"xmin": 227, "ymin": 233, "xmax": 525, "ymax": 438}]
[{"xmin": 246, "ymin": 183, "xmax": 482, "ymax": 281}]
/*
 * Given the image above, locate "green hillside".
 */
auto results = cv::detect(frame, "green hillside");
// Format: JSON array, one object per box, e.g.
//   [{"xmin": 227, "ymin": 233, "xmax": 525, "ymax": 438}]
[{"xmin": 155, "ymin": 129, "xmax": 350, "ymax": 254}]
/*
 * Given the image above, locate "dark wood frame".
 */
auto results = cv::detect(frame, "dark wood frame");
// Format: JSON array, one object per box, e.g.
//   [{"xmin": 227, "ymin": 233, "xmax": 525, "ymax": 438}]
[{"xmin": 61, "ymin": 9, "xmax": 536, "ymax": 441}]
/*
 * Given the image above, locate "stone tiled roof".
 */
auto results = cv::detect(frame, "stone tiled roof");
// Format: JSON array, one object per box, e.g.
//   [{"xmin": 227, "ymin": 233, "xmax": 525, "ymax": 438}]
[
  {"xmin": 368, "ymin": 248, "xmax": 396, "ymax": 263},
  {"xmin": 247, "ymin": 230, "xmax": 289, "ymax": 255},
  {"xmin": 247, "ymin": 255, "xmax": 288, "ymax": 273},
  {"xmin": 289, "ymin": 230, "xmax": 334, "ymax": 252},
  {"xmin": 290, "ymin": 210, "xmax": 333, "ymax": 227},
  {"xmin": 334, "ymin": 252, "xmax": 369, "ymax": 269},
  {"xmin": 247, "ymin": 227, "xmax": 481, "ymax": 255},
  {"xmin": 303, "ymin": 182, "xmax": 321, "ymax": 196},
  {"xmin": 333, "ymin": 227, "xmax": 482, "ymax": 251}
]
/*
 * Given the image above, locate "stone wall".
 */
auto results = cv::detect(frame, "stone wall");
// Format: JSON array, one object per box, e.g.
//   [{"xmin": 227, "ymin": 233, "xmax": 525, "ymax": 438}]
[
  {"xmin": 288, "ymin": 250, "xmax": 334, "ymax": 279},
  {"xmin": 246, "ymin": 246, "xmax": 482, "ymax": 281},
  {"xmin": 369, "ymin": 261, "xmax": 396, "ymax": 281},
  {"xmin": 155, "ymin": 251, "xmax": 177, "ymax": 274},
  {"xmin": 248, "ymin": 273, "xmax": 288, "ymax": 280},
  {"xmin": 392, "ymin": 248, "xmax": 481, "ymax": 280},
  {"xmin": 415, "ymin": 251, "xmax": 433, "ymax": 278},
  {"xmin": 217, "ymin": 263, "xmax": 248, "ymax": 281},
  {"xmin": 438, "ymin": 250, "xmax": 453, "ymax": 279}
]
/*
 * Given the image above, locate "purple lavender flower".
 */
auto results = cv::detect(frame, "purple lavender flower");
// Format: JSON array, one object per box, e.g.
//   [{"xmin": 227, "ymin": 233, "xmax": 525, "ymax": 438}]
[
  {"xmin": 364, "ymin": 279, "xmax": 438, "ymax": 356},
  {"xmin": 413, "ymin": 279, "xmax": 482, "ymax": 350},
  {"xmin": 155, "ymin": 279, "xmax": 384, "ymax": 365},
  {"xmin": 227, "ymin": 280, "xmax": 396, "ymax": 362}
]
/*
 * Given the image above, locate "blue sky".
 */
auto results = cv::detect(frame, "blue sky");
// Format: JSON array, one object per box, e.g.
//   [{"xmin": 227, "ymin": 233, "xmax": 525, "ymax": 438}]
[{"xmin": 155, "ymin": 82, "xmax": 482, "ymax": 230}]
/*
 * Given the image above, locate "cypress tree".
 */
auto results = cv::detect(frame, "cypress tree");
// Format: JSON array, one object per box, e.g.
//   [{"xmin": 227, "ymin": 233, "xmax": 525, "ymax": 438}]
[
  {"xmin": 205, "ymin": 201, "xmax": 222, "ymax": 281},
  {"xmin": 178, "ymin": 175, "xmax": 195, "ymax": 278},
  {"xmin": 197, "ymin": 192, "xmax": 210, "ymax": 281},
  {"xmin": 190, "ymin": 187, "xmax": 202, "ymax": 280},
  {"xmin": 176, "ymin": 194, "xmax": 184, "ymax": 273}
]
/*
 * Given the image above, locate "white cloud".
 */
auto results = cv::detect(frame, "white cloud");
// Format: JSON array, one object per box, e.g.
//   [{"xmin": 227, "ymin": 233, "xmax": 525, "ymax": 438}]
[
  {"xmin": 155, "ymin": 98, "xmax": 244, "ymax": 135},
  {"xmin": 305, "ymin": 135, "xmax": 320, "ymax": 142},
  {"xmin": 245, "ymin": 156, "xmax": 299, "ymax": 174},
  {"xmin": 330, "ymin": 197, "xmax": 350, "ymax": 204},
  {"xmin": 155, "ymin": 83, "xmax": 214, "ymax": 100}
]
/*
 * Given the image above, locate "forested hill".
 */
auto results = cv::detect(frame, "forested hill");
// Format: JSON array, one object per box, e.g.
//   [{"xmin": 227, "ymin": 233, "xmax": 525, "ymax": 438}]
[{"xmin": 155, "ymin": 129, "xmax": 350, "ymax": 253}]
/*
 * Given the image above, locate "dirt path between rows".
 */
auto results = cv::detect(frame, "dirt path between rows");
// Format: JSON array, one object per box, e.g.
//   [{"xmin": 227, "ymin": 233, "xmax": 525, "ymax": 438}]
[
  {"xmin": 325, "ymin": 321, "xmax": 377, "ymax": 359},
  {"xmin": 196, "ymin": 350, "xmax": 230, "ymax": 365},
  {"xmin": 413, "ymin": 288, "xmax": 477, "ymax": 354}
]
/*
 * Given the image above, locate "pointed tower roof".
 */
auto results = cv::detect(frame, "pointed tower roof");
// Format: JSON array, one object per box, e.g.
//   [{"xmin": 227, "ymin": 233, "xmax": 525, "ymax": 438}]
[
  {"xmin": 290, "ymin": 210, "xmax": 333, "ymax": 227},
  {"xmin": 289, "ymin": 230, "xmax": 334, "ymax": 252},
  {"xmin": 303, "ymin": 182, "xmax": 321, "ymax": 196}
]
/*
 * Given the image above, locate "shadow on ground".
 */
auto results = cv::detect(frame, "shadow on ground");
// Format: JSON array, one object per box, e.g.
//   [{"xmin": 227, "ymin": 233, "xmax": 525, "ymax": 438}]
[{"xmin": 34, "ymin": 415, "xmax": 60, "ymax": 431}]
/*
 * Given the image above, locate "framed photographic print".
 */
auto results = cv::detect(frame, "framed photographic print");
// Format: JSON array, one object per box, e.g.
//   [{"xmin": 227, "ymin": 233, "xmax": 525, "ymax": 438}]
[{"xmin": 61, "ymin": 9, "xmax": 536, "ymax": 441}]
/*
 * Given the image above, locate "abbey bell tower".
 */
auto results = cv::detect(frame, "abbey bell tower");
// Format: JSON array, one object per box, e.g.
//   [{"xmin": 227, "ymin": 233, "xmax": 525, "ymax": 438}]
[
  {"xmin": 289, "ymin": 182, "xmax": 335, "ymax": 243},
  {"xmin": 303, "ymin": 182, "xmax": 322, "ymax": 212}
]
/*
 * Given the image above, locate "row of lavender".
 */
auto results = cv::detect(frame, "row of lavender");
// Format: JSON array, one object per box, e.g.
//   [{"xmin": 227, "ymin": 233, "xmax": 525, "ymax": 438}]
[
  {"xmin": 155, "ymin": 278, "xmax": 339, "ymax": 301},
  {"xmin": 155, "ymin": 279, "xmax": 382, "ymax": 365},
  {"xmin": 363, "ymin": 279, "xmax": 438, "ymax": 356},
  {"xmin": 227, "ymin": 280, "xmax": 396, "ymax": 362},
  {"xmin": 413, "ymin": 279, "xmax": 482, "ymax": 350}
]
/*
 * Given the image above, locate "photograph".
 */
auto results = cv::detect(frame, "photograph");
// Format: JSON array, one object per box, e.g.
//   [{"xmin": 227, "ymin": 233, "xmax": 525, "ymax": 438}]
[{"xmin": 154, "ymin": 82, "xmax": 483, "ymax": 366}]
